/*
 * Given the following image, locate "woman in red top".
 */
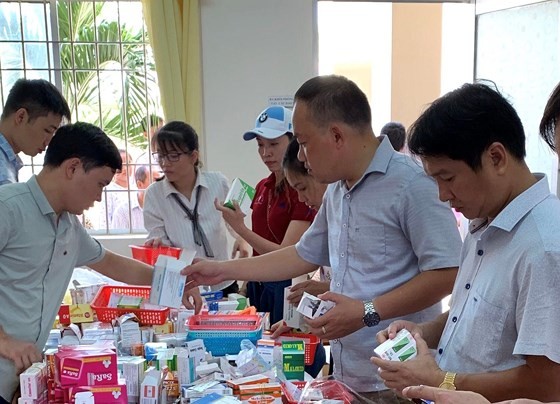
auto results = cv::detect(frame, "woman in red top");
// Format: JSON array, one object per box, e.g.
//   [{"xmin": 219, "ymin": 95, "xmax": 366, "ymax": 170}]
[{"xmin": 217, "ymin": 106, "xmax": 314, "ymax": 324}]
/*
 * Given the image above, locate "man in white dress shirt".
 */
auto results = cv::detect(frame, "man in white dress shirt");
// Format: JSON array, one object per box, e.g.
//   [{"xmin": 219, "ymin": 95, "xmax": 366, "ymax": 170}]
[{"xmin": 373, "ymin": 83, "xmax": 560, "ymax": 402}]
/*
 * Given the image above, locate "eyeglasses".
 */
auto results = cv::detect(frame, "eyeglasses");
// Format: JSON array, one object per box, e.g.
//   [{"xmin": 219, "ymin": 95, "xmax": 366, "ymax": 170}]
[{"xmin": 151, "ymin": 152, "xmax": 185, "ymax": 164}]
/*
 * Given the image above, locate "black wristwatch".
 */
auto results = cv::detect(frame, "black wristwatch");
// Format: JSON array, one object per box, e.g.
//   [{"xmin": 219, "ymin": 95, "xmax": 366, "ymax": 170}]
[{"xmin": 362, "ymin": 300, "xmax": 381, "ymax": 327}]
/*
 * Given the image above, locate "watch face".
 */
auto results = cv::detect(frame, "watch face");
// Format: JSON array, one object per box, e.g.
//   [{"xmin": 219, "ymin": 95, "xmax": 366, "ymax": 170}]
[{"xmin": 364, "ymin": 311, "xmax": 381, "ymax": 327}]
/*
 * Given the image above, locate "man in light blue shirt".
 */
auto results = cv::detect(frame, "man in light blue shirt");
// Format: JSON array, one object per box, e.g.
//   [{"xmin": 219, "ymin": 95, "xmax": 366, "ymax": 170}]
[
  {"xmin": 373, "ymin": 83, "xmax": 560, "ymax": 402},
  {"xmin": 185, "ymin": 75, "xmax": 462, "ymax": 397},
  {"xmin": 0, "ymin": 78, "xmax": 71, "ymax": 185}
]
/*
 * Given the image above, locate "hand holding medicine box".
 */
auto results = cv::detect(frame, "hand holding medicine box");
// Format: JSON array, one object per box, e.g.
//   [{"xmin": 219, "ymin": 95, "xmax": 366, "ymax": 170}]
[
  {"xmin": 150, "ymin": 250, "xmax": 196, "ymax": 308},
  {"xmin": 296, "ymin": 292, "xmax": 335, "ymax": 319},
  {"xmin": 373, "ymin": 329, "xmax": 417, "ymax": 361},
  {"xmin": 223, "ymin": 178, "xmax": 256, "ymax": 215},
  {"xmin": 283, "ymin": 286, "xmax": 305, "ymax": 329}
]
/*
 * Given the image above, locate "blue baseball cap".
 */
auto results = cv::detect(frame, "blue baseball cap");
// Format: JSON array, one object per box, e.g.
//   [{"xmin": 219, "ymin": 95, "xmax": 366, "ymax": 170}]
[{"xmin": 243, "ymin": 105, "xmax": 293, "ymax": 141}]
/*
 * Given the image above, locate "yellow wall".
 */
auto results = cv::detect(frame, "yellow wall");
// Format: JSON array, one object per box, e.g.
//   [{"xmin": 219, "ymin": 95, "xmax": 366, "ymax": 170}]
[{"xmin": 391, "ymin": 3, "xmax": 443, "ymax": 130}]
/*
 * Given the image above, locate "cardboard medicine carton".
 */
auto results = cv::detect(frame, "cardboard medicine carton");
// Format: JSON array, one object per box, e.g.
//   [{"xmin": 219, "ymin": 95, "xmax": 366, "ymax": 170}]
[
  {"xmin": 296, "ymin": 292, "xmax": 335, "ymax": 319},
  {"xmin": 281, "ymin": 341, "xmax": 304, "ymax": 380},
  {"xmin": 149, "ymin": 251, "xmax": 195, "ymax": 308},
  {"xmin": 223, "ymin": 178, "xmax": 256, "ymax": 215},
  {"xmin": 373, "ymin": 329, "xmax": 417, "ymax": 362},
  {"xmin": 283, "ymin": 287, "xmax": 306, "ymax": 329}
]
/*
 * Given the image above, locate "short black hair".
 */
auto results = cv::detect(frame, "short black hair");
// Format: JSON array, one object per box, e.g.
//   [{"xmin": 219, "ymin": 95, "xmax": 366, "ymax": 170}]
[
  {"xmin": 408, "ymin": 82, "xmax": 526, "ymax": 170},
  {"xmin": 44, "ymin": 122, "xmax": 121, "ymax": 172},
  {"xmin": 154, "ymin": 121, "xmax": 201, "ymax": 167},
  {"xmin": 539, "ymin": 81, "xmax": 560, "ymax": 151},
  {"xmin": 1, "ymin": 78, "xmax": 71, "ymax": 122},
  {"xmin": 141, "ymin": 114, "xmax": 163, "ymax": 132},
  {"xmin": 282, "ymin": 137, "xmax": 307, "ymax": 177},
  {"xmin": 380, "ymin": 121, "xmax": 406, "ymax": 151},
  {"xmin": 294, "ymin": 75, "xmax": 371, "ymax": 130}
]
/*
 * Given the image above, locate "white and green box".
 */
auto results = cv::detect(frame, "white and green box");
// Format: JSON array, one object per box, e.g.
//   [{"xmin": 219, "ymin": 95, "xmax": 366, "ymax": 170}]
[
  {"xmin": 373, "ymin": 328, "xmax": 417, "ymax": 362},
  {"xmin": 223, "ymin": 178, "xmax": 256, "ymax": 215}
]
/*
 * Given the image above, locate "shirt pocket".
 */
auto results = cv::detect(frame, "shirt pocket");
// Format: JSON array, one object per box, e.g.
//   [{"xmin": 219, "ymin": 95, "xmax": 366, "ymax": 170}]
[
  {"xmin": 348, "ymin": 224, "xmax": 386, "ymax": 272},
  {"xmin": 455, "ymin": 290, "xmax": 508, "ymax": 369}
]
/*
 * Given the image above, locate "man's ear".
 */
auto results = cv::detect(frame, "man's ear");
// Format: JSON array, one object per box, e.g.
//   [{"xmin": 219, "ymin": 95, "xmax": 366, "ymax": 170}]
[
  {"xmin": 13, "ymin": 108, "xmax": 27, "ymax": 126},
  {"xmin": 329, "ymin": 124, "xmax": 345, "ymax": 150},
  {"xmin": 486, "ymin": 142, "xmax": 508, "ymax": 174},
  {"xmin": 64, "ymin": 157, "xmax": 82, "ymax": 179}
]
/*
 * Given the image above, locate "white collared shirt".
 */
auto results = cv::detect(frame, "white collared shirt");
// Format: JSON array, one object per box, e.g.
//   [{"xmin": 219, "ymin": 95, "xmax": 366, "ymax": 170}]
[
  {"xmin": 437, "ymin": 174, "xmax": 560, "ymax": 372},
  {"xmin": 143, "ymin": 171, "xmax": 230, "ymax": 260}
]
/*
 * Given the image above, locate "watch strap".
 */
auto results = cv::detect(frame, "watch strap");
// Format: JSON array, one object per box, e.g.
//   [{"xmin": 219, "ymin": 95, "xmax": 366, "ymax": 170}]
[
  {"xmin": 438, "ymin": 372, "xmax": 457, "ymax": 390},
  {"xmin": 362, "ymin": 300, "xmax": 380, "ymax": 327}
]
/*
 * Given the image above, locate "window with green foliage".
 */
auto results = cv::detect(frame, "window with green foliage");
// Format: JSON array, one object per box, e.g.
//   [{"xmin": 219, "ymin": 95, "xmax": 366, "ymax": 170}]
[{"xmin": 0, "ymin": 0, "xmax": 162, "ymax": 235}]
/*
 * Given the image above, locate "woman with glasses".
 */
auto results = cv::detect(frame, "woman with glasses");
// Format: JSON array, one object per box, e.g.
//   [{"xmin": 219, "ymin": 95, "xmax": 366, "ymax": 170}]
[
  {"xmin": 143, "ymin": 121, "xmax": 249, "ymax": 294},
  {"xmin": 215, "ymin": 106, "xmax": 315, "ymax": 324}
]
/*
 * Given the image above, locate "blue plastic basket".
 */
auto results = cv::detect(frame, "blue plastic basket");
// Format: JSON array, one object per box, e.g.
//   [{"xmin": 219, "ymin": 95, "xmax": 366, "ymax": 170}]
[{"xmin": 185, "ymin": 315, "xmax": 263, "ymax": 355}]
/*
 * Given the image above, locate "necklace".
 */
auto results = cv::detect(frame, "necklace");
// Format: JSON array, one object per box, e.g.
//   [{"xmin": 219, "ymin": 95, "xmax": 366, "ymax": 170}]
[{"xmin": 266, "ymin": 190, "xmax": 282, "ymax": 244}]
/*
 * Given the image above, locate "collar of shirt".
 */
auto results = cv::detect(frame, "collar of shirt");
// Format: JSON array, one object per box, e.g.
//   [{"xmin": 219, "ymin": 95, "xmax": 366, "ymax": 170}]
[
  {"xmin": 162, "ymin": 170, "xmax": 210, "ymax": 198},
  {"xmin": 469, "ymin": 173, "xmax": 550, "ymax": 234},
  {"xmin": 335, "ymin": 135, "xmax": 394, "ymax": 193},
  {"xmin": 130, "ymin": 192, "xmax": 141, "ymax": 210},
  {"xmin": 26, "ymin": 175, "xmax": 71, "ymax": 230},
  {"xmin": 262, "ymin": 172, "xmax": 277, "ymax": 190},
  {"xmin": 0, "ymin": 132, "xmax": 23, "ymax": 172},
  {"xmin": 27, "ymin": 175, "xmax": 55, "ymax": 216}
]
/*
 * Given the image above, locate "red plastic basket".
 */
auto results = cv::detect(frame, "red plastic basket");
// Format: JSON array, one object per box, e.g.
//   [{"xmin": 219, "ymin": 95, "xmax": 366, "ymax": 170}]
[
  {"xmin": 90, "ymin": 285, "xmax": 169, "ymax": 325},
  {"xmin": 129, "ymin": 245, "xmax": 182, "ymax": 265},
  {"xmin": 276, "ymin": 332, "xmax": 320, "ymax": 365}
]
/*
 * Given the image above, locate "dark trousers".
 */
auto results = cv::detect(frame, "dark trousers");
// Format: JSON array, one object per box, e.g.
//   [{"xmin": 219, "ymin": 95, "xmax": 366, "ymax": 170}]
[
  {"xmin": 0, "ymin": 396, "xmax": 10, "ymax": 404},
  {"xmin": 221, "ymin": 280, "xmax": 240, "ymax": 296},
  {"xmin": 305, "ymin": 342, "xmax": 326, "ymax": 378},
  {"xmin": 247, "ymin": 280, "xmax": 292, "ymax": 325}
]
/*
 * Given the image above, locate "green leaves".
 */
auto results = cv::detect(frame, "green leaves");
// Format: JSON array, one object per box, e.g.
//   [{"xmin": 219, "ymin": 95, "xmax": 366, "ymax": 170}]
[{"xmin": 57, "ymin": 1, "xmax": 158, "ymax": 149}]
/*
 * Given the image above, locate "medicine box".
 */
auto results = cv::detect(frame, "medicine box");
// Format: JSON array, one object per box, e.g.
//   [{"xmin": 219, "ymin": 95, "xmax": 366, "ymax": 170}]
[
  {"xmin": 69, "ymin": 380, "xmax": 128, "ymax": 403},
  {"xmin": 19, "ymin": 362, "xmax": 47, "ymax": 399},
  {"xmin": 283, "ymin": 287, "xmax": 305, "ymax": 329},
  {"xmin": 57, "ymin": 349, "xmax": 118, "ymax": 387},
  {"xmin": 150, "ymin": 254, "xmax": 190, "ymax": 309},
  {"xmin": 281, "ymin": 341, "xmax": 304, "ymax": 380},
  {"xmin": 58, "ymin": 304, "xmax": 94, "ymax": 325},
  {"xmin": 296, "ymin": 292, "xmax": 335, "ymax": 319},
  {"xmin": 223, "ymin": 178, "xmax": 256, "ymax": 215},
  {"xmin": 373, "ymin": 329, "xmax": 417, "ymax": 362},
  {"xmin": 117, "ymin": 356, "xmax": 146, "ymax": 402}
]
